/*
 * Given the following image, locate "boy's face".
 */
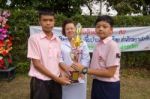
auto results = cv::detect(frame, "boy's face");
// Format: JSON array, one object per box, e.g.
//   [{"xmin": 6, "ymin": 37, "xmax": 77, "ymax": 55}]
[
  {"xmin": 95, "ymin": 21, "xmax": 113, "ymax": 40},
  {"xmin": 39, "ymin": 15, "xmax": 55, "ymax": 33}
]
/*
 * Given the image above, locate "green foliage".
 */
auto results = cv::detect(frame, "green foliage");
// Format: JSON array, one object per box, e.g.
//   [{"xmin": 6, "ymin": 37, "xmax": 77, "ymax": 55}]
[
  {"xmin": 121, "ymin": 51, "xmax": 150, "ymax": 69},
  {"xmin": 107, "ymin": 0, "xmax": 150, "ymax": 15},
  {"xmin": 7, "ymin": 9, "xmax": 150, "ymax": 73},
  {"xmin": 16, "ymin": 61, "xmax": 30, "ymax": 74},
  {"xmin": 82, "ymin": 16, "xmax": 96, "ymax": 27},
  {"xmin": 55, "ymin": 13, "xmax": 67, "ymax": 26},
  {"xmin": 71, "ymin": 14, "xmax": 85, "ymax": 25},
  {"xmin": 1, "ymin": 0, "xmax": 84, "ymax": 17},
  {"xmin": 113, "ymin": 15, "xmax": 150, "ymax": 27},
  {"xmin": 71, "ymin": 15, "xmax": 96, "ymax": 27},
  {"xmin": 9, "ymin": 9, "xmax": 38, "ymax": 73},
  {"xmin": 1, "ymin": 0, "xmax": 150, "ymax": 16}
]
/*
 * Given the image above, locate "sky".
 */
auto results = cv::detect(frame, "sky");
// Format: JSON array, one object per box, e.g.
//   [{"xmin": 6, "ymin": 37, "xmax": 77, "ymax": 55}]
[{"xmin": 81, "ymin": 1, "xmax": 117, "ymax": 16}]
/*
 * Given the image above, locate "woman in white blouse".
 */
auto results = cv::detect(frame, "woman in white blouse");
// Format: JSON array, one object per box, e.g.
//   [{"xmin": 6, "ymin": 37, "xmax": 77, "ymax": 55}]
[{"xmin": 59, "ymin": 19, "xmax": 90, "ymax": 99}]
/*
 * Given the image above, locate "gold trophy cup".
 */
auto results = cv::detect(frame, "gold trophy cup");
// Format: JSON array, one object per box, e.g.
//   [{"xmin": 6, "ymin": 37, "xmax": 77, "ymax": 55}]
[{"xmin": 70, "ymin": 23, "xmax": 82, "ymax": 83}]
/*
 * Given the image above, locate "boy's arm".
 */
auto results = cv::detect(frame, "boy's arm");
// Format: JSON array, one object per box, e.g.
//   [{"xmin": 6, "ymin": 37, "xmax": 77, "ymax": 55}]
[
  {"xmin": 87, "ymin": 66, "xmax": 117, "ymax": 78},
  {"xmin": 59, "ymin": 62, "xmax": 69, "ymax": 72},
  {"xmin": 72, "ymin": 63, "xmax": 117, "ymax": 78},
  {"xmin": 32, "ymin": 59, "xmax": 71, "ymax": 85}
]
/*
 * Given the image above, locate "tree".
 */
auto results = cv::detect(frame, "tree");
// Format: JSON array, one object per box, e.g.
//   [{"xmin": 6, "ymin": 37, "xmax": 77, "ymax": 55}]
[
  {"xmin": 0, "ymin": 0, "xmax": 8, "ymax": 8},
  {"xmin": 142, "ymin": 0, "xmax": 150, "ymax": 15},
  {"xmin": 106, "ymin": 0, "xmax": 150, "ymax": 15},
  {"xmin": 0, "ymin": 0, "xmax": 85, "ymax": 17}
]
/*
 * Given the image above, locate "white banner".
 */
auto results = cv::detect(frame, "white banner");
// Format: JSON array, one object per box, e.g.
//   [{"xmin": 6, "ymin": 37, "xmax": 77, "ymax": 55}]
[{"xmin": 30, "ymin": 26, "xmax": 150, "ymax": 52}]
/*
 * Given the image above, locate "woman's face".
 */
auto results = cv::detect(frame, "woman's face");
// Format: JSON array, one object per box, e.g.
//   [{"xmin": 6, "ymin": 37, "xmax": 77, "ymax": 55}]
[{"xmin": 65, "ymin": 23, "xmax": 76, "ymax": 39}]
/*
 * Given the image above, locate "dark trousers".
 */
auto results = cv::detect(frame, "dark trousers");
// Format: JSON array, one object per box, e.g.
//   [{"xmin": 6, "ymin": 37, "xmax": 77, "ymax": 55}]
[
  {"xmin": 91, "ymin": 79, "xmax": 120, "ymax": 99},
  {"xmin": 30, "ymin": 77, "xmax": 62, "ymax": 99}
]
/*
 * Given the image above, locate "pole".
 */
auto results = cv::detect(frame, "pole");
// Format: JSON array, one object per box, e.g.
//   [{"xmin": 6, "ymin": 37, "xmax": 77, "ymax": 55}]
[{"xmin": 99, "ymin": 0, "xmax": 103, "ymax": 15}]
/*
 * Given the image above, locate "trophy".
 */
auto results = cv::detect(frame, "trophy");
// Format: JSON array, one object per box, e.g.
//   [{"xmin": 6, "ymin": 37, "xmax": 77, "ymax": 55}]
[{"xmin": 70, "ymin": 23, "xmax": 82, "ymax": 83}]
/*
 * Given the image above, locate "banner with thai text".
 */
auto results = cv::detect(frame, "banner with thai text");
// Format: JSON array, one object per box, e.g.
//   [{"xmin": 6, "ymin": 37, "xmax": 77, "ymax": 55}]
[{"xmin": 30, "ymin": 26, "xmax": 150, "ymax": 52}]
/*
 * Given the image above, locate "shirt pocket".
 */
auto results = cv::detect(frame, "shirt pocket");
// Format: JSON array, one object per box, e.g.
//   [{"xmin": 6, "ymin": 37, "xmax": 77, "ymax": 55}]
[{"xmin": 49, "ymin": 45, "xmax": 60, "ymax": 59}]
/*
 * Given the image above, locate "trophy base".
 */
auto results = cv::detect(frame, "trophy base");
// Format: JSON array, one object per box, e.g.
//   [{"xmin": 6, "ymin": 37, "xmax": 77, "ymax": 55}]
[{"xmin": 69, "ymin": 71, "xmax": 79, "ymax": 83}]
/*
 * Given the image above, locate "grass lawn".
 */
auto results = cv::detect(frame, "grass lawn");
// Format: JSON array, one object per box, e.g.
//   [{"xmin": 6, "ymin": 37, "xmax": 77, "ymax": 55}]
[{"xmin": 0, "ymin": 68, "xmax": 150, "ymax": 99}]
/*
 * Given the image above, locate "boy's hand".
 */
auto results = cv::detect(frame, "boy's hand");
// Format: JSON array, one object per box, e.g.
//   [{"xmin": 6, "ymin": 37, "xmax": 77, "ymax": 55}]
[
  {"xmin": 60, "ymin": 70, "xmax": 70, "ymax": 78},
  {"xmin": 56, "ymin": 77, "xmax": 71, "ymax": 85},
  {"xmin": 64, "ymin": 66, "xmax": 75, "ymax": 76}
]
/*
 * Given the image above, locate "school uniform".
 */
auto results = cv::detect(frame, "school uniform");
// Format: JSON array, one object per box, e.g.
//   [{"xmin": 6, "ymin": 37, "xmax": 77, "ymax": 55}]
[
  {"xmin": 90, "ymin": 36, "xmax": 121, "ymax": 99},
  {"xmin": 27, "ymin": 32, "xmax": 62, "ymax": 99}
]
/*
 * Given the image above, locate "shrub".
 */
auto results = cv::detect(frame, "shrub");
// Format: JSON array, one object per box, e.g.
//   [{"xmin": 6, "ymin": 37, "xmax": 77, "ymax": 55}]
[{"xmin": 8, "ymin": 9, "xmax": 150, "ymax": 73}]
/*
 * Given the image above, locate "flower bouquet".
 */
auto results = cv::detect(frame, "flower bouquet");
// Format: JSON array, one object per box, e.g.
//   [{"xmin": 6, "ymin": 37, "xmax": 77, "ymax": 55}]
[{"xmin": 0, "ymin": 9, "xmax": 13, "ymax": 69}]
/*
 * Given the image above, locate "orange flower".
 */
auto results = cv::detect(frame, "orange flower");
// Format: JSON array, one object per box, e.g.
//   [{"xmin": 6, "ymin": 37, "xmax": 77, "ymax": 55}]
[
  {"xmin": 6, "ymin": 39, "xmax": 12, "ymax": 47},
  {"xmin": 0, "ymin": 40, "xmax": 4, "ymax": 47},
  {"xmin": 2, "ymin": 50, "xmax": 8, "ymax": 56}
]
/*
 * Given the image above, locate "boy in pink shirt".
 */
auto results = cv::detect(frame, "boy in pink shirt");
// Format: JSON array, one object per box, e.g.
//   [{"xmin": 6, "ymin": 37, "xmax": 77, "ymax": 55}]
[
  {"xmin": 72, "ymin": 15, "xmax": 121, "ymax": 99},
  {"xmin": 27, "ymin": 8, "xmax": 70, "ymax": 99}
]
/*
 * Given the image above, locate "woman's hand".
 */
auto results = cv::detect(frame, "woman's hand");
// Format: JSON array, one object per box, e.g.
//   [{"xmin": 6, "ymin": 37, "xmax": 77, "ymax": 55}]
[{"xmin": 71, "ymin": 62, "xmax": 84, "ymax": 72}]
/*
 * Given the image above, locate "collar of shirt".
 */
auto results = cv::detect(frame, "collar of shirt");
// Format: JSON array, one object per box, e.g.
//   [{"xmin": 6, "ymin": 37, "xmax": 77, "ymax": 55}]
[
  {"xmin": 63, "ymin": 38, "xmax": 83, "ymax": 49},
  {"xmin": 99, "ymin": 36, "xmax": 112, "ymax": 44},
  {"xmin": 63, "ymin": 38, "xmax": 72, "ymax": 48},
  {"xmin": 40, "ymin": 32, "xmax": 58, "ymax": 41}
]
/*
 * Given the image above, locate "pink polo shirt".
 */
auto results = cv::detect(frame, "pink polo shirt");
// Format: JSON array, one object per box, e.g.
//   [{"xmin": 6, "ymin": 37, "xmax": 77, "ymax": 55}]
[
  {"xmin": 27, "ymin": 32, "xmax": 61, "ymax": 80},
  {"xmin": 90, "ymin": 36, "xmax": 121, "ymax": 82}
]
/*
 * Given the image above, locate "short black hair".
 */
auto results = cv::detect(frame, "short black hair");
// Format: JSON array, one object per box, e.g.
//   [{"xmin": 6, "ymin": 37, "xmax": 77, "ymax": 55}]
[
  {"xmin": 38, "ymin": 7, "xmax": 55, "ymax": 19},
  {"xmin": 62, "ymin": 19, "xmax": 75, "ymax": 36},
  {"xmin": 95, "ymin": 15, "xmax": 114, "ymax": 27}
]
